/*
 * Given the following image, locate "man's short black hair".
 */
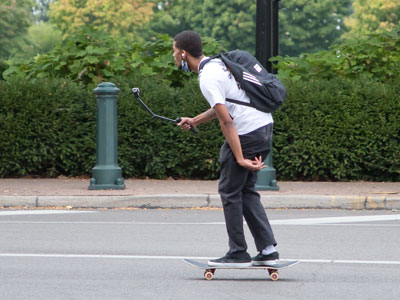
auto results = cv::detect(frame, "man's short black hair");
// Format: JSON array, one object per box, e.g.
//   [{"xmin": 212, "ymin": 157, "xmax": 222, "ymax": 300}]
[{"xmin": 173, "ymin": 30, "xmax": 203, "ymax": 58}]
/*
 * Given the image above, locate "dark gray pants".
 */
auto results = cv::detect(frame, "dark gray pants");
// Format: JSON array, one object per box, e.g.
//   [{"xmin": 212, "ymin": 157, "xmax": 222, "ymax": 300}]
[{"xmin": 218, "ymin": 124, "xmax": 276, "ymax": 257}]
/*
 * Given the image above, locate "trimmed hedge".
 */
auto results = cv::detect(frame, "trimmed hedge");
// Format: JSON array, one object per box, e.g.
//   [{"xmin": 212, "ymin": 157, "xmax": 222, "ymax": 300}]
[
  {"xmin": 0, "ymin": 78, "xmax": 95, "ymax": 177},
  {"xmin": 0, "ymin": 76, "xmax": 223, "ymax": 179},
  {"xmin": 273, "ymin": 77, "xmax": 400, "ymax": 181},
  {"xmin": 114, "ymin": 76, "xmax": 223, "ymax": 179},
  {"xmin": 0, "ymin": 75, "xmax": 399, "ymax": 181}
]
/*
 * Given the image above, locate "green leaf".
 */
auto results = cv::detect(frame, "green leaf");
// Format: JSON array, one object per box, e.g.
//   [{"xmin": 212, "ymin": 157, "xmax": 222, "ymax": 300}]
[{"xmin": 83, "ymin": 56, "xmax": 100, "ymax": 64}]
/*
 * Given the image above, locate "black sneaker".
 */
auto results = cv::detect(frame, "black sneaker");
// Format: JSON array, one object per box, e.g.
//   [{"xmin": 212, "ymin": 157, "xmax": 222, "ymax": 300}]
[
  {"xmin": 208, "ymin": 253, "xmax": 252, "ymax": 268},
  {"xmin": 251, "ymin": 251, "xmax": 280, "ymax": 266}
]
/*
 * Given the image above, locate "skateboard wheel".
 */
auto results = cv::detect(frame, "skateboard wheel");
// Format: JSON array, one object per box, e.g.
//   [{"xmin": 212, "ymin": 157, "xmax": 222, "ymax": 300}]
[
  {"xmin": 270, "ymin": 272, "xmax": 279, "ymax": 281},
  {"xmin": 204, "ymin": 271, "xmax": 214, "ymax": 281}
]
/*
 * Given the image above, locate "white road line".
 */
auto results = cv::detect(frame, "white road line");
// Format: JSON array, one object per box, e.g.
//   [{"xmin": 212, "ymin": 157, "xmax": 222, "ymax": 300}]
[
  {"xmin": 0, "ymin": 210, "xmax": 95, "ymax": 216},
  {"xmin": 284, "ymin": 259, "xmax": 400, "ymax": 265},
  {"xmin": 271, "ymin": 215, "xmax": 400, "ymax": 225},
  {"xmin": 0, "ymin": 253, "xmax": 207, "ymax": 260},
  {"xmin": 0, "ymin": 215, "xmax": 399, "ymax": 226},
  {"xmin": 0, "ymin": 221, "xmax": 399, "ymax": 228},
  {"xmin": 0, "ymin": 253, "xmax": 399, "ymax": 265},
  {"xmin": 0, "ymin": 221, "xmax": 226, "ymax": 225},
  {"xmin": 1, "ymin": 212, "xmax": 399, "ymax": 226}
]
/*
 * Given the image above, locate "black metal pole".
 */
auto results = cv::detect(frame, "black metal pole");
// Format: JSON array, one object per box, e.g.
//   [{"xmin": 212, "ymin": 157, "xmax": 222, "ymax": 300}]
[
  {"xmin": 272, "ymin": 0, "xmax": 280, "ymax": 73},
  {"xmin": 256, "ymin": 0, "xmax": 273, "ymax": 72},
  {"xmin": 255, "ymin": 0, "xmax": 279, "ymax": 191}
]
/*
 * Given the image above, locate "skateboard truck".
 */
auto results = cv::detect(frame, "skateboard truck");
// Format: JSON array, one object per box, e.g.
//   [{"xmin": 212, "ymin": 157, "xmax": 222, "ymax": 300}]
[{"xmin": 203, "ymin": 266, "xmax": 279, "ymax": 281}]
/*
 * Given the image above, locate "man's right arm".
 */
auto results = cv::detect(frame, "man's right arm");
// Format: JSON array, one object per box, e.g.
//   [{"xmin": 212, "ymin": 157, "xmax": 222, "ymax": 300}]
[
  {"xmin": 194, "ymin": 108, "xmax": 217, "ymax": 125},
  {"xmin": 178, "ymin": 108, "xmax": 216, "ymax": 131}
]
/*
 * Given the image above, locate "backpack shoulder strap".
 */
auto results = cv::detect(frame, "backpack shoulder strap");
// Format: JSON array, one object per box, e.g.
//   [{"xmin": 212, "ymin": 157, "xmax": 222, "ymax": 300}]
[
  {"xmin": 225, "ymin": 98, "xmax": 254, "ymax": 108},
  {"xmin": 198, "ymin": 54, "xmax": 222, "ymax": 72}
]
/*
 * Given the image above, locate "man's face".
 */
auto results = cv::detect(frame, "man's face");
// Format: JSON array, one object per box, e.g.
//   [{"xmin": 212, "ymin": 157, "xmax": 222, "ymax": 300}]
[{"xmin": 172, "ymin": 41, "xmax": 183, "ymax": 67}]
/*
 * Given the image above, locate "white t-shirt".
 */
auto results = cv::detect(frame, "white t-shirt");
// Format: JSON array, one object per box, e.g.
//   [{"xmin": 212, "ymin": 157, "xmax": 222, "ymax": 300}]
[{"xmin": 198, "ymin": 57, "xmax": 273, "ymax": 135}]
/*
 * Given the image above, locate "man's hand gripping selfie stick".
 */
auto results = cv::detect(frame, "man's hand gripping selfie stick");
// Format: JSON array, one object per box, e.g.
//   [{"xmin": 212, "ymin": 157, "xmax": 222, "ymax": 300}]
[{"xmin": 132, "ymin": 88, "xmax": 198, "ymax": 134}]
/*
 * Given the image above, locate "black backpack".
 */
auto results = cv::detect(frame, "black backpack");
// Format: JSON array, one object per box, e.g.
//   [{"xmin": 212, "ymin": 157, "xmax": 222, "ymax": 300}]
[{"xmin": 199, "ymin": 50, "xmax": 286, "ymax": 113}]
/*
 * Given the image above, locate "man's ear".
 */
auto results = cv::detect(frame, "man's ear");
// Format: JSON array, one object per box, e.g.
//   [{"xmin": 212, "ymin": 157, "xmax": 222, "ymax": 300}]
[{"xmin": 181, "ymin": 50, "xmax": 187, "ymax": 60}]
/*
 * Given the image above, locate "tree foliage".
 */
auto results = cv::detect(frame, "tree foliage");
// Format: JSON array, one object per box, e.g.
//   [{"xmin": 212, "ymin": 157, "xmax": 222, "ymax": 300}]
[
  {"xmin": 343, "ymin": 0, "xmax": 400, "ymax": 38},
  {"xmin": 48, "ymin": 0, "xmax": 155, "ymax": 40},
  {"xmin": 15, "ymin": 22, "xmax": 62, "ymax": 58},
  {"xmin": 147, "ymin": 0, "xmax": 353, "ymax": 56},
  {"xmin": 0, "ymin": 0, "xmax": 34, "ymax": 58},
  {"xmin": 200, "ymin": 0, "xmax": 257, "ymax": 52},
  {"xmin": 273, "ymin": 30, "xmax": 400, "ymax": 82},
  {"xmin": 4, "ymin": 27, "xmax": 133, "ymax": 85},
  {"xmin": 147, "ymin": 0, "xmax": 256, "ymax": 53},
  {"xmin": 3, "ymin": 27, "xmax": 223, "ymax": 86},
  {"xmin": 279, "ymin": 0, "xmax": 353, "ymax": 56},
  {"xmin": 147, "ymin": 0, "xmax": 203, "ymax": 37},
  {"xmin": 32, "ymin": 0, "xmax": 54, "ymax": 22}
]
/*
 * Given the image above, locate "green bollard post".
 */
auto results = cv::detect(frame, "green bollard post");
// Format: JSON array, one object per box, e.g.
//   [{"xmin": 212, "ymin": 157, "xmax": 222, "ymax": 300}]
[
  {"xmin": 89, "ymin": 82, "xmax": 125, "ymax": 190},
  {"xmin": 255, "ymin": 135, "xmax": 279, "ymax": 191}
]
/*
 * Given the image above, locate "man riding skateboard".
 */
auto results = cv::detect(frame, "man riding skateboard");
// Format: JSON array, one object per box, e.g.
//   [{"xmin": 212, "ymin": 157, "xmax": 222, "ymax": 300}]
[{"xmin": 173, "ymin": 30, "xmax": 278, "ymax": 268}]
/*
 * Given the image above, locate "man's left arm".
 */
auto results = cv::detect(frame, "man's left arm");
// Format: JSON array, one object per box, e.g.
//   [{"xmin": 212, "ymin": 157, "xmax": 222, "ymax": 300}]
[{"xmin": 213, "ymin": 104, "xmax": 265, "ymax": 171}]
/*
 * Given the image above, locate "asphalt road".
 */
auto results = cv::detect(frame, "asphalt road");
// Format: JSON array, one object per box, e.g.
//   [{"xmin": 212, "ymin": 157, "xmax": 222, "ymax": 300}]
[{"xmin": 0, "ymin": 208, "xmax": 399, "ymax": 300}]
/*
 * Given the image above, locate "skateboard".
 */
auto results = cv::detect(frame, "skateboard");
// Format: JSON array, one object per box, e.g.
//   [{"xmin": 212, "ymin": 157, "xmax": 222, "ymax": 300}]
[{"xmin": 183, "ymin": 259, "xmax": 299, "ymax": 281}]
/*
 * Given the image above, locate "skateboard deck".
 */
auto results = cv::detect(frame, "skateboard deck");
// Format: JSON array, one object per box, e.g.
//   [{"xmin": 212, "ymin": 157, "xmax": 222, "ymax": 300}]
[{"xmin": 183, "ymin": 259, "xmax": 299, "ymax": 281}]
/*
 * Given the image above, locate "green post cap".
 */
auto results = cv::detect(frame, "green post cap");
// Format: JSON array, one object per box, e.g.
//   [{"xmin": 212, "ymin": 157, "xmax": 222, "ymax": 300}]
[{"xmin": 93, "ymin": 82, "xmax": 120, "ymax": 95}]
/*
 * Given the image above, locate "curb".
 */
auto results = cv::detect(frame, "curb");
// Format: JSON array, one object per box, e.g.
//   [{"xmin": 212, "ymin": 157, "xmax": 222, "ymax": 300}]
[
  {"xmin": 0, "ymin": 196, "xmax": 38, "ymax": 207},
  {"xmin": 1, "ymin": 194, "xmax": 399, "ymax": 210},
  {"xmin": 37, "ymin": 194, "xmax": 210, "ymax": 209},
  {"xmin": 385, "ymin": 196, "xmax": 400, "ymax": 210},
  {"xmin": 260, "ymin": 195, "xmax": 366, "ymax": 210}
]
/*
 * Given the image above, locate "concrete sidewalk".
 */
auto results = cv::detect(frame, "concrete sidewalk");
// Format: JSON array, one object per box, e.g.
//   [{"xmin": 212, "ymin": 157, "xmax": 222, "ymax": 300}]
[{"xmin": 0, "ymin": 178, "xmax": 399, "ymax": 210}]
